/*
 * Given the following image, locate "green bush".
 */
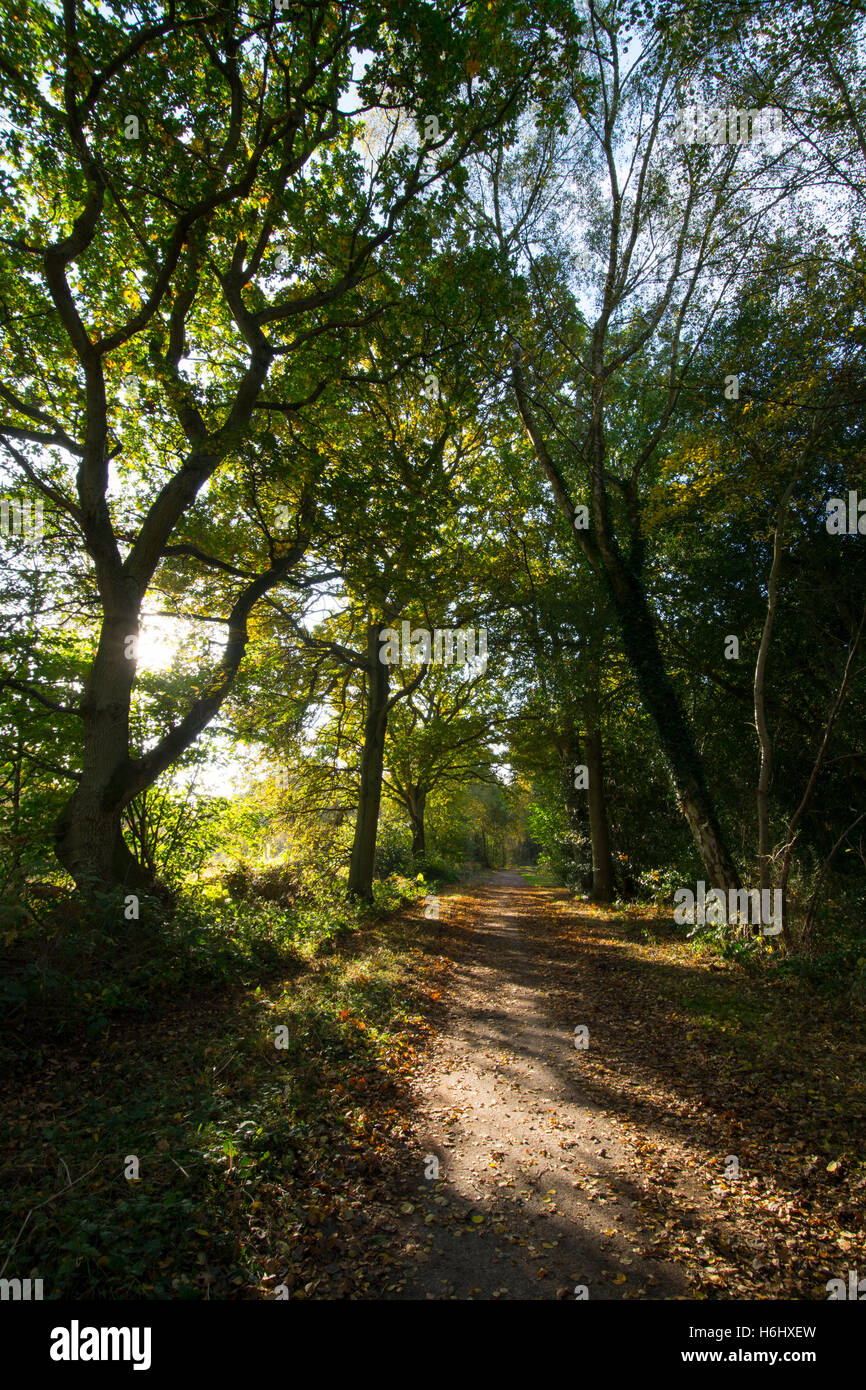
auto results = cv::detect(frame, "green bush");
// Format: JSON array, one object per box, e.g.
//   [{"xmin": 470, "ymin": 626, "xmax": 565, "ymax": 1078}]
[
  {"xmin": 223, "ymin": 860, "xmax": 301, "ymax": 907},
  {"xmin": 373, "ymin": 821, "xmax": 413, "ymax": 877},
  {"xmin": 0, "ymin": 887, "xmax": 306, "ymax": 1059},
  {"xmin": 410, "ymin": 854, "xmax": 460, "ymax": 885}
]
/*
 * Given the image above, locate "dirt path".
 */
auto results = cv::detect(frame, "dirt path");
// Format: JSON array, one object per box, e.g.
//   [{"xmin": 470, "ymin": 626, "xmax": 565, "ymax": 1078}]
[{"xmin": 386, "ymin": 871, "xmax": 692, "ymax": 1300}]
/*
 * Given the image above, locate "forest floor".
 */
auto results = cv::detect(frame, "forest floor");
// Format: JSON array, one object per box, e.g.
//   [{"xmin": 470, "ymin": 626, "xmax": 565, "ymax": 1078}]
[
  {"xmin": 365, "ymin": 870, "xmax": 866, "ymax": 1301},
  {"xmin": 3, "ymin": 869, "xmax": 865, "ymax": 1300}
]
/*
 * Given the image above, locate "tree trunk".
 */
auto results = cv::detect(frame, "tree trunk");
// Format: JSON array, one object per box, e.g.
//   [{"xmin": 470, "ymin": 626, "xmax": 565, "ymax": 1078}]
[
  {"xmin": 54, "ymin": 522, "xmax": 313, "ymax": 897},
  {"xmin": 561, "ymin": 728, "xmax": 589, "ymax": 856},
  {"xmin": 511, "ymin": 347, "xmax": 740, "ymax": 895},
  {"xmin": 584, "ymin": 726, "xmax": 615, "ymax": 902},
  {"xmin": 754, "ymin": 477, "xmax": 797, "ymax": 902},
  {"xmin": 347, "ymin": 624, "xmax": 391, "ymax": 901},
  {"xmin": 581, "ymin": 654, "xmax": 615, "ymax": 903},
  {"xmin": 406, "ymin": 785, "xmax": 427, "ymax": 858},
  {"xmin": 477, "ymin": 827, "xmax": 490, "ymax": 868},
  {"xmin": 54, "ymin": 605, "xmax": 148, "ymax": 891},
  {"xmin": 615, "ymin": 583, "xmax": 740, "ymax": 893}
]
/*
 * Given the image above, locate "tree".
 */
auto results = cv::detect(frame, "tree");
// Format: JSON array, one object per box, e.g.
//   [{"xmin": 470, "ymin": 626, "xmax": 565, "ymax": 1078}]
[
  {"xmin": 0, "ymin": 0, "xmax": 551, "ymax": 892},
  {"xmin": 479, "ymin": 0, "xmax": 790, "ymax": 889},
  {"xmin": 233, "ymin": 344, "xmax": 497, "ymax": 898}
]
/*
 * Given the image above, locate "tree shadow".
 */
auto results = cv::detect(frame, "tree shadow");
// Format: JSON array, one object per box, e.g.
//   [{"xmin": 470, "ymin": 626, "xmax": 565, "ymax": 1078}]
[{"xmin": 374, "ymin": 875, "xmax": 861, "ymax": 1300}]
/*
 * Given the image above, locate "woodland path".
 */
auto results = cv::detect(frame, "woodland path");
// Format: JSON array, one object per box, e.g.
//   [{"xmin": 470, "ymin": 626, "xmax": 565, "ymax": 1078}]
[{"xmin": 384, "ymin": 871, "xmax": 695, "ymax": 1301}]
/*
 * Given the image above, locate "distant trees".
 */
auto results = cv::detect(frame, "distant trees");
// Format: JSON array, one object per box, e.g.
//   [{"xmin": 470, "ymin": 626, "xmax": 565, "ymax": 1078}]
[{"xmin": 383, "ymin": 665, "xmax": 497, "ymax": 857}]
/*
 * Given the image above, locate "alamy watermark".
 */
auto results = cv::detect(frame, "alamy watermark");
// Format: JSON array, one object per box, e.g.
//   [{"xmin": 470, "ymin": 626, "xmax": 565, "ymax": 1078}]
[
  {"xmin": 49, "ymin": 1322, "xmax": 151, "ymax": 1370},
  {"xmin": 0, "ymin": 1277, "xmax": 43, "ymax": 1300},
  {"xmin": 827, "ymin": 1270, "xmax": 866, "ymax": 1299},
  {"xmin": 673, "ymin": 881, "xmax": 782, "ymax": 935},
  {"xmin": 379, "ymin": 621, "xmax": 487, "ymax": 672},
  {"xmin": 826, "ymin": 491, "xmax": 865, "ymax": 534},
  {"xmin": 673, "ymin": 106, "xmax": 783, "ymax": 146},
  {"xmin": 1, "ymin": 497, "xmax": 43, "ymax": 543}
]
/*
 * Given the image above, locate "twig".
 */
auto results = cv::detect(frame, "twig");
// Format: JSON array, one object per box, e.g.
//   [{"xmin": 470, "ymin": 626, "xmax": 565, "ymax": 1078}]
[
  {"xmin": 212, "ymin": 1050, "xmax": 239, "ymax": 1079},
  {"xmin": 802, "ymin": 812, "xmax": 866, "ymax": 945},
  {"xmin": 0, "ymin": 1159, "xmax": 103, "ymax": 1278}
]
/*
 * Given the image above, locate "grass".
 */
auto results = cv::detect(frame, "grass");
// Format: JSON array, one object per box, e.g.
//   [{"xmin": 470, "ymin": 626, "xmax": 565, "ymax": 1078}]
[{"xmin": 517, "ymin": 865, "xmax": 558, "ymax": 888}]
